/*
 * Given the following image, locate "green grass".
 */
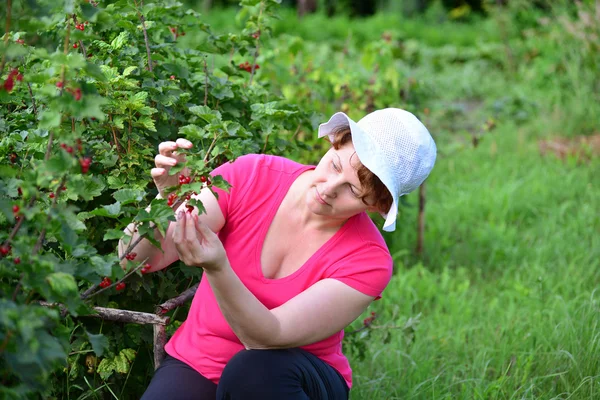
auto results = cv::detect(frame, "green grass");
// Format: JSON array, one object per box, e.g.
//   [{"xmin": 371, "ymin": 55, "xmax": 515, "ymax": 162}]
[
  {"xmin": 353, "ymin": 121, "xmax": 600, "ymax": 399},
  {"xmin": 195, "ymin": 4, "xmax": 600, "ymax": 399}
]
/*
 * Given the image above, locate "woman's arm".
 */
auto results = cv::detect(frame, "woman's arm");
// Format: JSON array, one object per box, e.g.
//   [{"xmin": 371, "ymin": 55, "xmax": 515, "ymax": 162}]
[
  {"xmin": 174, "ymin": 213, "xmax": 375, "ymax": 349},
  {"xmin": 118, "ymin": 187, "xmax": 225, "ymax": 272}
]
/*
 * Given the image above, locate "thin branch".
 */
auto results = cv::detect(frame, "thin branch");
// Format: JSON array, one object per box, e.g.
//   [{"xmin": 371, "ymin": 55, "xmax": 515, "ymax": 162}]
[
  {"xmin": 80, "ymin": 258, "xmax": 149, "ymax": 300},
  {"xmin": 134, "ymin": 0, "xmax": 153, "ymax": 72},
  {"xmin": 203, "ymin": 58, "xmax": 208, "ymax": 106},
  {"xmin": 40, "ymin": 302, "xmax": 170, "ymax": 325},
  {"xmin": 27, "ymin": 83, "xmax": 37, "ymax": 115},
  {"xmin": 155, "ymin": 283, "xmax": 199, "ymax": 315},
  {"xmin": 153, "ymin": 324, "xmax": 167, "ymax": 369},
  {"xmin": 248, "ymin": 3, "xmax": 264, "ymax": 85},
  {"xmin": 33, "ymin": 176, "xmax": 67, "ymax": 253},
  {"xmin": 0, "ymin": 0, "xmax": 12, "ymax": 76}
]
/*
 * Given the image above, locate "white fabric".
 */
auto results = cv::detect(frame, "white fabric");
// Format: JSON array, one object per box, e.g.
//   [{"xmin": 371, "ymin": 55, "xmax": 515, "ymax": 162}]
[{"xmin": 318, "ymin": 108, "xmax": 437, "ymax": 232}]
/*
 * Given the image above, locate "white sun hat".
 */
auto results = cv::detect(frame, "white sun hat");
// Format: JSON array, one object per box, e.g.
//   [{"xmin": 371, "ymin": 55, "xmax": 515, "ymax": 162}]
[{"xmin": 318, "ymin": 108, "xmax": 437, "ymax": 232}]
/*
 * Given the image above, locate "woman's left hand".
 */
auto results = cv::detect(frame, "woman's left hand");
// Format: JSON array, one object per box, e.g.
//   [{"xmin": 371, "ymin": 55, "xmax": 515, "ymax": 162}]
[{"xmin": 172, "ymin": 210, "xmax": 227, "ymax": 272}]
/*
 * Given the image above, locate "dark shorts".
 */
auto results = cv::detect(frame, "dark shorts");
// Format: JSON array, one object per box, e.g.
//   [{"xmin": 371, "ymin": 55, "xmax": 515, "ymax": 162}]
[{"xmin": 141, "ymin": 348, "xmax": 349, "ymax": 400}]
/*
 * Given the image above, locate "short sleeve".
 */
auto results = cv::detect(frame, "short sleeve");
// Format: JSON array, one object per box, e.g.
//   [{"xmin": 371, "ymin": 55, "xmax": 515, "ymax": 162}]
[
  {"xmin": 209, "ymin": 154, "xmax": 263, "ymax": 221},
  {"xmin": 328, "ymin": 245, "xmax": 393, "ymax": 300}
]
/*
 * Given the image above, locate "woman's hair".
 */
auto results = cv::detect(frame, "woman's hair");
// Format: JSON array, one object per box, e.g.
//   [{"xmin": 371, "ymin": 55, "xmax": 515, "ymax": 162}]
[{"xmin": 330, "ymin": 125, "xmax": 394, "ymax": 214}]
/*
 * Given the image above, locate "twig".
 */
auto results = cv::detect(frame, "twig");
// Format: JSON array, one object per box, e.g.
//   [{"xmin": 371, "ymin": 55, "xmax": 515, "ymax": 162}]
[
  {"xmin": 80, "ymin": 258, "xmax": 149, "ymax": 300},
  {"xmin": 416, "ymin": 183, "xmax": 425, "ymax": 256},
  {"xmin": 134, "ymin": 0, "xmax": 153, "ymax": 72},
  {"xmin": 204, "ymin": 58, "xmax": 208, "ymax": 106},
  {"xmin": 27, "ymin": 83, "xmax": 37, "ymax": 115},
  {"xmin": 155, "ymin": 283, "xmax": 199, "ymax": 315},
  {"xmin": 0, "ymin": 0, "xmax": 12, "ymax": 76},
  {"xmin": 40, "ymin": 302, "xmax": 170, "ymax": 325},
  {"xmin": 33, "ymin": 176, "xmax": 67, "ymax": 253},
  {"xmin": 153, "ymin": 325, "xmax": 167, "ymax": 369},
  {"xmin": 249, "ymin": 3, "xmax": 264, "ymax": 86}
]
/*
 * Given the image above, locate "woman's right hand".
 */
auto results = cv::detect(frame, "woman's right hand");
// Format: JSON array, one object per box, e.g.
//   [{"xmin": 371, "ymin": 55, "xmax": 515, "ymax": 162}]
[{"xmin": 151, "ymin": 138, "xmax": 193, "ymax": 199}]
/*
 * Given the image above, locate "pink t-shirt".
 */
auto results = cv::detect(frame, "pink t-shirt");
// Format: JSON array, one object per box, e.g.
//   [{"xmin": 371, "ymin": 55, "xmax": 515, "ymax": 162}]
[{"xmin": 165, "ymin": 154, "xmax": 393, "ymax": 389}]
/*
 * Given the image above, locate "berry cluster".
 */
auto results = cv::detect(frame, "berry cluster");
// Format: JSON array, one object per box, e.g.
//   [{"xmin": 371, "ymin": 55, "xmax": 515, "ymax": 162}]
[
  {"xmin": 169, "ymin": 26, "xmax": 186, "ymax": 39},
  {"xmin": 75, "ymin": 22, "xmax": 88, "ymax": 31},
  {"xmin": 16, "ymin": 39, "xmax": 25, "ymax": 45},
  {"xmin": 140, "ymin": 263, "xmax": 152, "ymax": 274},
  {"xmin": 116, "ymin": 282, "xmax": 126, "ymax": 291},
  {"xmin": 179, "ymin": 174, "xmax": 192, "ymax": 185},
  {"xmin": 124, "ymin": 252, "xmax": 137, "ymax": 261},
  {"xmin": 99, "ymin": 277, "xmax": 112, "ymax": 288},
  {"xmin": 167, "ymin": 192, "xmax": 178, "ymax": 207},
  {"xmin": 2, "ymin": 69, "xmax": 24, "ymax": 93},
  {"xmin": 79, "ymin": 157, "xmax": 92, "ymax": 174},
  {"xmin": 238, "ymin": 61, "xmax": 260, "ymax": 73},
  {"xmin": 252, "ymin": 30, "xmax": 261, "ymax": 40},
  {"xmin": 363, "ymin": 311, "xmax": 377, "ymax": 327}
]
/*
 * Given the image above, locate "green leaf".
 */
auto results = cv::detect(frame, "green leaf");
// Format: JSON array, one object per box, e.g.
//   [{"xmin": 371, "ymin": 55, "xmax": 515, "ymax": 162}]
[
  {"xmin": 210, "ymin": 175, "xmax": 231, "ymax": 193},
  {"xmin": 189, "ymin": 105, "xmax": 221, "ymax": 123},
  {"xmin": 86, "ymin": 331, "xmax": 109, "ymax": 357},
  {"xmin": 39, "ymin": 110, "xmax": 62, "ymax": 130},
  {"xmin": 114, "ymin": 348, "xmax": 136, "ymax": 374},
  {"xmin": 123, "ymin": 66, "xmax": 137, "ymax": 76},
  {"xmin": 90, "ymin": 202, "xmax": 121, "ymax": 218},
  {"xmin": 97, "ymin": 358, "xmax": 115, "ymax": 380},
  {"xmin": 103, "ymin": 229, "xmax": 125, "ymax": 241},
  {"xmin": 138, "ymin": 116, "xmax": 156, "ymax": 132},
  {"xmin": 178, "ymin": 124, "xmax": 208, "ymax": 139},
  {"xmin": 89, "ymin": 255, "xmax": 114, "ymax": 276},
  {"xmin": 111, "ymin": 31, "xmax": 130, "ymax": 50},
  {"xmin": 113, "ymin": 188, "xmax": 145, "ymax": 205},
  {"xmin": 85, "ymin": 62, "xmax": 107, "ymax": 82}
]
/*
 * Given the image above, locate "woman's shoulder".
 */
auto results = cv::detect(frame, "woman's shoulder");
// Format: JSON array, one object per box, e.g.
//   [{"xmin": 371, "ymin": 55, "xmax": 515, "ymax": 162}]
[{"xmin": 227, "ymin": 154, "xmax": 308, "ymax": 173}]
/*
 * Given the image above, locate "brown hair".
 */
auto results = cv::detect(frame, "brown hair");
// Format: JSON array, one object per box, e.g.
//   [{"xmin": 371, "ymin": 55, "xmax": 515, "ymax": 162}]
[{"xmin": 329, "ymin": 125, "xmax": 394, "ymax": 214}]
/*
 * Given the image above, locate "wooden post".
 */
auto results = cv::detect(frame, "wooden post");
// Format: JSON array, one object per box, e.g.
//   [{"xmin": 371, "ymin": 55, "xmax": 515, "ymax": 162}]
[{"xmin": 416, "ymin": 183, "xmax": 426, "ymax": 256}]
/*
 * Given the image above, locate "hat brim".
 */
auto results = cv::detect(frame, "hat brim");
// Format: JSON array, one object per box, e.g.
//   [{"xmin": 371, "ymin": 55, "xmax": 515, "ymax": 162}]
[{"xmin": 318, "ymin": 112, "xmax": 398, "ymax": 232}]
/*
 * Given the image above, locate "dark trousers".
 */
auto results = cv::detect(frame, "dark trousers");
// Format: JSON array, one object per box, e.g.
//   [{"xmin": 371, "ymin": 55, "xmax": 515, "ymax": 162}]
[{"xmin": 141, "ymin": 348, "xmax": 349, "ymax": 400}]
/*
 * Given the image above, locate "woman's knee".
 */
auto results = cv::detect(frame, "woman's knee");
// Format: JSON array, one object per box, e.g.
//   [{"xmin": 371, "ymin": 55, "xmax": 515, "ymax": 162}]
[{"xmin": 218, "ymin": 349, "xmax": 302, "ymax": 397}]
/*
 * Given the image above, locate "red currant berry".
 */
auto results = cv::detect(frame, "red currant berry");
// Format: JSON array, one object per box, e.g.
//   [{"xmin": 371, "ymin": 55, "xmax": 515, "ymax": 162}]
[
  {"xmin": 12, "ymin": 205, "xmax": 20, "ymax": 214},
  {"xmin": 0, "ymin": 245, "xmax": 10, "ymax": 256},
  {"xmin": 49, "ymin": 192, "xmax": 55, "ymax": 199},
  {"xmin": 13, "ymin": 257, "xmax": 21, "ymax": 265},
  {"xmin": 116, "ymin": 282, "xmax": 126, "ymax": 291}
]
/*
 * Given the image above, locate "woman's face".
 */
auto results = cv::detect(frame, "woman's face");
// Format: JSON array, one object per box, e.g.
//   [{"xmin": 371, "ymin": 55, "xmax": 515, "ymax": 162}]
[{"xmin": 305, "ymin": 141, "xmax": 377, "ymax": 220}]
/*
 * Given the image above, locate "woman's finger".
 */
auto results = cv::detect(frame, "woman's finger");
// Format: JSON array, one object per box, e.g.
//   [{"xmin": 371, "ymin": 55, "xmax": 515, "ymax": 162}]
[
  {"xmin": 154, "ymin": 154, "xmax": 178, "ymax": 168},
  {"xmin": 175, "ymin": 138, "xmax": 193, "ymax": 149},
  {"xmin": 158, "ymin": 141, "xmax": 178, "ymax": 157},
  {"xmin": 150, "ymin": 168, "xmax": 165, "ymax": 179},
  {"xmin": 194, "ymin": 214, "xmax": 215, "ymax": 241},
  {"xmin": 172, "ymin": 210, "xmax": 185, "ymax": 246}
]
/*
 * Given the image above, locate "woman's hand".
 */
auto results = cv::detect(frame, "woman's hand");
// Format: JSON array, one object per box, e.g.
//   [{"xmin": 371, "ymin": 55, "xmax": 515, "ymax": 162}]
[
  {"xmin": 172, "ymin": 210, "xmax": 227, "ymax": 272},
  {"xmin": 151, "ymin": 138, "xmax": 193, "ymax": 199}
]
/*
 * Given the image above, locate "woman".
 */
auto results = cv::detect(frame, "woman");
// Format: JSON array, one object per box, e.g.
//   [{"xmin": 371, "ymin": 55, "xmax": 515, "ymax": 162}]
[{"xmin": 125, "ymin": 108, "xmax": 437, "ymax": 399}]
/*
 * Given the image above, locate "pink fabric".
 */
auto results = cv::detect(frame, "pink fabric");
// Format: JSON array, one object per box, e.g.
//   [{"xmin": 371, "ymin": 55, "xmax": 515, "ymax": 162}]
[{"xmin": 165, "ymin": 154, "xmax": 393, "ymax": 389}]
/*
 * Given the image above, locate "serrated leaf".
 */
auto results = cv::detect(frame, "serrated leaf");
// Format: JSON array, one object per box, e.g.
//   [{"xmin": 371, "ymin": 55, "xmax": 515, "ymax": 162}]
[
  {"xmin": 111, "ymin": 31, "xmax": 129, "ymax": 50},
  {"xmin": 210, "ymin": 175, "xmax": 231, "ymax": 193},
  {"xmin": 39, "ymin": 110, "xmax": 62, "ymax": 130},
  {"xmin": 85, "ymin": 62, "xmax": 107, "ymax": 82},
  {"xmin": 89, "ymin": 255, "xmax": 114, "ymax": 276},
  {"xmin": 178, "ymin": 124, "xmax": 208, "ymax": 139},
  {"xmin": 113, "ymin": 189, "xmax": 145, "ymax": 205},
  {"xmin": 123, "ymin": 66, "xmax": 137, "ymax": 76},
  {"xmin": 114, "ymin": 349, "xmax": 136, "ymax": 374},
  {"xmin": 189, "ymin": 105, "xmax": 221, "ymax": 123},
  {"xmin": 86, "ymin": 331, "xmax": 109, "ymax": 357},
  {"xmin": 138, "ymin": 116, "xmax": 156, "ymax": 132},
  {"xmin": 97, "ymin": 358, "xmax": 115, "ymax": 380},
  {"xmin": 90, "ymin": 202, "xmax": 121, "ymax": 218},
  {"xmin": 103, "ymin": 229, "xmax": 125, "ymax": 241}
]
